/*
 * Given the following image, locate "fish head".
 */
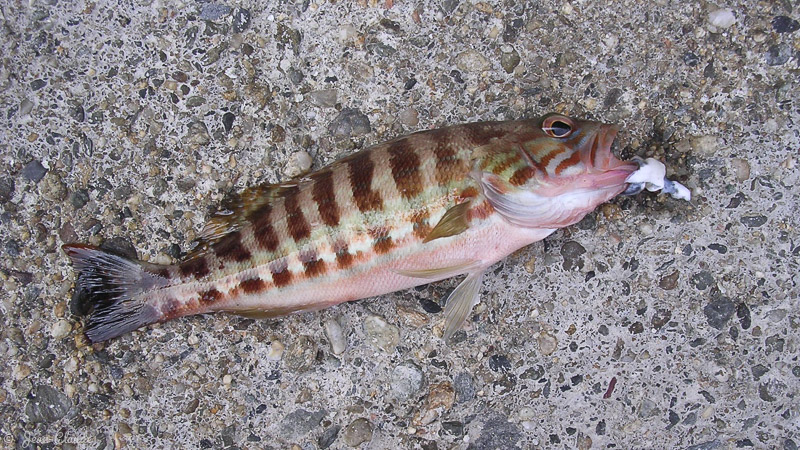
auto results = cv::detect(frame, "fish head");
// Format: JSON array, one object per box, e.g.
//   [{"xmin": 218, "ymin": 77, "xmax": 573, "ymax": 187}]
[{"xmin": 481, "ymin": 113, "xmax": 639, "ymax": 228}]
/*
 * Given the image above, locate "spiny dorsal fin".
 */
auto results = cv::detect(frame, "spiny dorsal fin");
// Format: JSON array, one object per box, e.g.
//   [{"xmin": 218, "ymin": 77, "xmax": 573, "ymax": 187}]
[
  {"xmin": 188, "ymin": 179, "xmax": 304, "ymax": 256},
  {"xmin": 423, "ymin": 201, "xmax": 472, "ymax": 243}
]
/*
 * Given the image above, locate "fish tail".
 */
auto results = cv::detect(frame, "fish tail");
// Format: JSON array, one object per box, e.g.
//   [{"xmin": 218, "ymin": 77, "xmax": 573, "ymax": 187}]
[{"xmin": 63, "ymin": 244, "xmax": 168, "ymax": 342}]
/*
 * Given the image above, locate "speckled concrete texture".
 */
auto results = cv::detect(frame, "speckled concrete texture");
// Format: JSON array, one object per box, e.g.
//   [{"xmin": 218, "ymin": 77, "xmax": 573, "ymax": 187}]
[{"xmin": 0, "ymin": 1, "xmax": 798, "ymax": 448}]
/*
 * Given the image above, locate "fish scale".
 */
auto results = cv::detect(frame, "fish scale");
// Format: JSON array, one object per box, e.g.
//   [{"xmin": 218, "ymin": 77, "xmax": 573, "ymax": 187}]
[{"xmin": 64, "ymin": 114, "xmax": 644, "ymax": 342}]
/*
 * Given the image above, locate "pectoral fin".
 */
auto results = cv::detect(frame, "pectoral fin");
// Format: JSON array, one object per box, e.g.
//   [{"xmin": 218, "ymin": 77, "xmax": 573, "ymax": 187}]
[
  {"xmin": 396, "ymin": 259, "xmax": 482, "ymax": 280},
  {"xmin": 423, "ymin": 202, "xmax": 471, "ymax": 243},
  {"xmin": 443, "ymin": 270, "xmax": 486, "ymax": 342}
]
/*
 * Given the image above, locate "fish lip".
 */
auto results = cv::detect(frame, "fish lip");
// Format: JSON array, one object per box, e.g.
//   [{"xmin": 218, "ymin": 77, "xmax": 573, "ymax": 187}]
[{"xmin": 597, "ymin": 124, "xmax": 638, "ymax": 174}]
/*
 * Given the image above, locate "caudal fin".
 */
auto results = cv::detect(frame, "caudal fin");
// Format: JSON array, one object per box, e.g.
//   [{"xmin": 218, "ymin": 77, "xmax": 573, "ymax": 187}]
[{"xmin": 63, "ymin": 244, "xmax": 168, "ymax": 342}]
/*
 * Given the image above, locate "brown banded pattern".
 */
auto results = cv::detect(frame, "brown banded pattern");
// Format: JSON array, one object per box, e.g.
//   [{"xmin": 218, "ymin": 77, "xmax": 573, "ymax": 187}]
[
  {"xmin": 347, "ymin": 151, "xmax": 383, "ymax": 212},
  {"xmin": 555, "ymin": 151, "xmax": 582, "ymax": 175},
  {"xmin": 311, "ymin": 170, "xmax": 340, "ymax": 227},
  {"xmin": 213, "ymin": 231, "xmax": 251, "ymax": 262},
  {"xmin": 432, "ymin": 129, "xmax": 466, "ymax": 186},
  {"xmin": 283, "ymin": 186, "xmax": 311, "ymax": 242},
  {"xmin": 248, "ymin": 204, "xmax": 280, "ymax": 252},
  {"xmin": 509, "ymin": 166, "xmax": 537, "ymax": 186},
  {"xmin": 199, "ymin": 288, "xmax": 222, "ymax": 305},
  {"xmin": 180, "ymin": 257, "xmax": 210, "ymax": 279},
  {"xmin": 240, "ymin": 277, "xmax": 266, "ymax": 294},
  {"xmin": 270, "ymin": 259, "xmax": 292, "ymax": 287},
  {"xmin": 335, "ymin": 243, "xmax": 354, "ymax": 269},
  {"xmin": 387, "ymin": 140, "xmax": 423, "ymax": 199}
]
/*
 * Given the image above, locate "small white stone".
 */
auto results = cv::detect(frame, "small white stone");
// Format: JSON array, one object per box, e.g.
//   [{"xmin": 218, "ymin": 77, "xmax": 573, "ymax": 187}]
[
  {"xmin": 537, "ymin": 332, "xmax": 558, "ymax": 356},
  {"xmin": 267, "ymin": 340, "xmax": 284, "ymax": 360},
  {"xmin": 708, "ymin": 9, "xmax": 736, "ymax": 29},
  {"xmin": 222, "ymin": 374, "xmax": 232, "ymax": 385},
  {"xmin": 51, "ymin": 319, "xmax": 72, "ymax": 339},
  {"xmin": 285, "ymin": 151, "xmax": 313, "ymax": 178},
  {"xmin": 324, "ymin": 318, "xmax": 347, "ymax": 355}
]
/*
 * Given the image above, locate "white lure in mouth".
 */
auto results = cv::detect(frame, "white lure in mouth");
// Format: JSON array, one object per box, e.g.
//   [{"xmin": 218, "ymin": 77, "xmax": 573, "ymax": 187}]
[{"xmin": 625, "ymin": 157, "xmax": 692, "ymax": 201}]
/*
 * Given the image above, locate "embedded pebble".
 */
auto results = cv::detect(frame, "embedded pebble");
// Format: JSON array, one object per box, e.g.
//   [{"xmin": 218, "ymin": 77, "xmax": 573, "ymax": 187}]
[
  {"xmin": 329, "ymin": 108, "xmax": 371, "ymax": 139},
  {"xmin": 284, "ymin": 336, "xmax": 316, "ymax": 372},
  {"xmin": 390, "ymin": 361, "xmax": 425, "ymax": 401},
  {"xmin": 342, "ymin": 418, "xmax": 373, "ymax": 447},
  {"xmin": 323, "ymin": 318, "xmax": 347, "ymax": 355},
  {"xmin": 285, "ymin": 151, "xmax": 313, "ymax": 177},
  {"xmin": 363, "ymin": 315, "xmax": 399, "ymax": 352},
  {"xmin": 280, "ymin": 409, "xmax": 326, "ymax": 441},
  {"xmin": 22, "ymin": 160, "xmax": 47, "ymax": 183},
  {"xmin": 537, "ymin": 332, "xmax": 558, "ymax": 356},
  {"xmin": 455, "ymin": 49, "xmax": 490, "ymax": 72},
  {"xmin": 25, "ymin": 385, "xmax": 72, "ymax": 423},
  {"xmin": 310, "ymin": 89, "xmax": 338, "ymax": 107},
  {"xmin": 50, "ymin": 320, "xmax": 71, "ymax": 339},
  {"xmin": 704, "ymin": 297, "xmax": 736, "ymax": 329},
  {"xmin": 708, "ymin": 9, "xmax": 736, "ymax": 29}
]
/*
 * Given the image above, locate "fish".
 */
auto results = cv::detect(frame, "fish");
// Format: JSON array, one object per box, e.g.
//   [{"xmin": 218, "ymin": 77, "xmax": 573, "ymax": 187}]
[{"xmin": 63, "ymin": 113, "xmax": 664, "ymax": 343}]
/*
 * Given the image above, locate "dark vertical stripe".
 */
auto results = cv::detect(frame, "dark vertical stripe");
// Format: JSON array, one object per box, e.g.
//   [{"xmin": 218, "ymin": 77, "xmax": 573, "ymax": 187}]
[
  {"xmin": 347, "ymin": 151, "xmax": 382, "ymax": 212},
  {"xmin": 411, "ymin": 210, "xmax": 431, "ymax": 240},
  {"xmin": 156, "ymin": 268, "xmax": 172, "ymax": 280},
  {"xmin": 555, "ymin": 151, "xmax": 582, "ymax": 175},
  {"xmin": 303, "ymin": 258, "xmax": 326, "ymax": 278},
  {"xmin": 249, "ymin": 204, "xmax": 279, "ymax": 252},
  {"xmin": 271, "ymin": 270, "xmax": 292, "ymax": 287},
  {"xmin": 199, "ymin": 288, "xmax": 222, "ymax": 304},
  {"xmin": 431, "ymin": 129, "xmax": 464, "ymax": 186},
  {"xmin": 283, "ymin": 186, "xmax": 311, "ymax": 242},
  {"xmin": 311, "ymin": 170, "xmax": 340, "ymax": 227},
  {"xmin": 539, "ymin": 147, "xmax": 563, "ymax": 168},
  {"xmin": 335, "ymin": 243, "xmax": 354, "ymax": 270},
  {"xmin": 212, "ymin": 231, "xmax": 251, "ymax": 262},
  {"xmin": 240, "ymin": 277, "xmax": 266, "ymax": 294},
  {"xmin": 372, "ymin": 234, "xmax": 393, "ymax": 254},
  {"xmin": 179, "ymin": 257, "xmax": 209, "ymax": 279},
  {"xmin": 388, "ymin": 140, "xmax": 423, "ymax": 199}
]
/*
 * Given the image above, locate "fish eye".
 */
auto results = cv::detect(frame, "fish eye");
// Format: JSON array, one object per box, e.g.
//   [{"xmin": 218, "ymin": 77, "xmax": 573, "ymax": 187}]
[{"xmin": 543, "ymin": 119, "xmax": 573, "ymax": 138}]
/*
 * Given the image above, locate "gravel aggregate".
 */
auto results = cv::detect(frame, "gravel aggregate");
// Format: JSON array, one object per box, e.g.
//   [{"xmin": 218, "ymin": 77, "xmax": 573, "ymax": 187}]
[{"xmin": 1, "ymin": 0, "xmax": 798, "ymax": 448}]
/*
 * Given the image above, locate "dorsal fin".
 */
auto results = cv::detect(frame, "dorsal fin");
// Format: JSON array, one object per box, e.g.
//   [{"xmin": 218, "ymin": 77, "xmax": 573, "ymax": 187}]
[{"xmin": 187, "ymin": 178, "xmax": 304, "ymax": 257}]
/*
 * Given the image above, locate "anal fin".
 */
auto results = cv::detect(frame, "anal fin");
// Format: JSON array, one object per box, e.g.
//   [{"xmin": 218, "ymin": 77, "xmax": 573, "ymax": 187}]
[
  {"xmin": 443, "ymin": 270, "xmax": 486, "ymax": 342},
  {"xmin": 396, "ymin": 259, "xmax": 482, "ymax": 280}
]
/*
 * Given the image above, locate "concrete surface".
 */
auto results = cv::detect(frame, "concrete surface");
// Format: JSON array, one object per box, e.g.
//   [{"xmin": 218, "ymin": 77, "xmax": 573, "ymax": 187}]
[{"xmin": 0, "ymin": 0, "xmax": 798, "ymax": 448}]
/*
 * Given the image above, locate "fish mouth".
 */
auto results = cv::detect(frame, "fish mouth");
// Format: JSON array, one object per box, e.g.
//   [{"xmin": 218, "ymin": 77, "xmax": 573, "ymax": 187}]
[{"xmin": 590, "ymin": 124, "xmax": 639, "ymax": 187}]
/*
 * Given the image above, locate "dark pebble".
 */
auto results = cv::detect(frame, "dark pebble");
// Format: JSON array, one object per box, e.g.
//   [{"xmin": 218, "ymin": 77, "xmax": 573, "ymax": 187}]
[
  {"xmin": 604, "ymin": 88, "xmax": 623, "ymax": 108},
  {"xmin": 22, "ymin": 160, "xmax": 48, "ymax": 182},
  {"xmin": 441, "ymin": 421, "xmax": 464, "ymax": 437},
  {"xmin": 766, "ymin": 44, "xmax": 792, "ymax": 66},
  {"xmin": 199, "ymin": 438, "xmax": 212, "ymax": 448},
  {"xmin": 668, "ymin": 410, "xmax": 679, "ymax": 426},
  {"xmin": 68, "ymin": 103, "xmax": 85, "ymax": 122},
  {"xmin": 222, "ymin": 112, "xmax": 235, "ymax": 132},
  {"xmin": 686, "ymin": 441, "xmax": 719, "ymax": 450},
  {"xmin": 707, "ymin": 243, "xmax": 727, "ymax": 254},
  {"xmin": 453, "ymin": 372, "xmax": 475, "ymax": 402},
  {"xmin": 683, "ymin": 52, "xmax": 700, "ymax": 67},
  {"xmin": 560, "ymin": 241, "xmax": 585, "ymax": 271},
  {"xmin": 658, "ymin": 271, "xmax": 679, "ymax": 290},
  {"xmin": 467, "ymin": 415, "xmax": 521, "ymax": 450},
  {"xmin": 736, "ymin": 440, "xmax": 754, "ymax": 448},
  {"xmin": 318, "ymin": 425, "xmax": 340, "ymax": 449},
  {"xmin": 0, "ymin": 178, "xmax": 14, "ymax": 202},
  {"xmin": 109, "ymin": 366, "xmax": 124, "ymax": 380},
  {"xmin": 220, "ymin": 425, "xmax": 235, "ymax": 447},
  {"xmin": 703, "ymin": 60, "xmax": 715, "ymax": 78},
  {"xmin": 172, "ymin": 71, "xmax": 188, "ymax": 82},
  {"xmin": 595, "ymin": 419, "xmax": 606, "ymax": 435},
  {"xmin": 488, "ymin": 354, "xmax": 512, "ymax": 372},
  {"xmin": 379, "ymin": 18, "xmax": 401, "ymax": 33},
  {"xmin": 328, "ymin": 108, "xmax": 371, "ymax": 139},
  {"xmin": 280, "ymin": 408, "xmax": 326, "ymax": 440},
  {"xmin": 690, "ymin": 271, "xmax": 715, "ymax": 290},
  {"xmin": 288, "ymin": 68, "xmax": 304, "ymax": 85},
  {"xmin": 5, "ymin": 240, "xmax": 20, "ymax": 257},
  {"xmin": 786, "ymin": 439, "xmax": 798, "ymax": 450},
  {"xmin": 450, "ymin": 69, "xmax": 464, "ymax": 84},
  {"xmin": 741, "ymin": 215, "xmax": 767, "ymax": 227},
  {"xmin": 99, "ymin": 237, "xmax": 138, "ymax": 259},
  {"xmin": 629, "ymin": 321, "xmax": 644, "ymax": 334},
  {"xmin": 419, "ymin": 297, "xmax": 442, "ymax": 313},
  {"xmin": 247, "ymin": 433, "xmax": 261, "ymax": 442},
  {"xmin": 199, "ymin": 3, "xmax": 231, "ymax": 20},
  {"xmin": 737, "ymin": 303, "xmax": 751, "ymax": 329},
  {"xmin": 404, "ymin": 78, "xmax": 417, "ymax": 90},
  {"xmin": 69, "ymin": 188, "xmax": 89, "ymax": 209},
  {"xmin": 758, "ymin": 383, "xmax": 776, "ymax": 402},
  {"xmin": 772, "ymin": 16, "xmax": 800, "ymax": 33},
  {"xmin": 25, "ymin": 385, "xmax": 72, "ymax": 423},
  {"xmin": 232, "ymin": 8, "xmax": 251, "ymax": 33},
  {"xmin": 30, "ymin": 79, "xmax": 46, "ymax": 90},
  {"xmin": 751, "ymin": 364, "xmax": 768, "ymax": 381},
  {"xmin": 704, "ymin": 297, "xmax": 735, "ymax": 329}
]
